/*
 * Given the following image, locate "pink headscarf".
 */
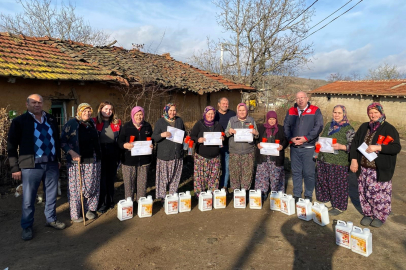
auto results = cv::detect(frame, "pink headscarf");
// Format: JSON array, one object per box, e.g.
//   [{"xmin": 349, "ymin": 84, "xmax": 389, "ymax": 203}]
[
  {"xmin": 131, "ymin": 106, "xmax": 144, "ymax": 127},
  {"xmin": 236, "ymin": 103, "xmax": 248, "ymax": 120}
]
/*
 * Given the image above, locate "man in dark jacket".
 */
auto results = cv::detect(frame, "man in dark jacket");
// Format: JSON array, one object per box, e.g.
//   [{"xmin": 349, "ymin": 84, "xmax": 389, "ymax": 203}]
[
  {"xmin": 284, "ymin": 91, "xmax": 323, "ymax": 202},
  {"xmin": 8, "ymin": 94, "xmax": 65, "ymax": 241}
]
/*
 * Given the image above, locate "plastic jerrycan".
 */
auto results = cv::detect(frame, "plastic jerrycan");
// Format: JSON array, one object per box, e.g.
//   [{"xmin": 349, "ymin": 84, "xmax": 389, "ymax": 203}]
[
  {"xmin": 311, "ymin": 202, "xmax": 330, "ymax": 226},
  {"xmin": 179, "ymin": 191, "xmax": 192, "ymax": 213},
  {"xmin": 270, "ymin": 191, "xmax": 283, "ymax": 211},
  {"xmin": 198, "ymin": 190, "xmax": 213, "ymax": 211},
  {"xmin": 138, "ymin": 195, "xmax": 153, "ymax": 218},
  {"xmin": 164, "ymin": 193, "xmax": 179, "ymax": 215},
  {"xmin": 117, "ymin": 197, "xmax": 133, "ymax": 221},
  {"xmin": 249, "ymin": 189, "xmax": 262, "ymax": 209},
  {"xmin": 213, "ymin": 189, "xmax": 227, "ymax": 209},
  {"xmin": 296, "ymin": 198, "xmax": 313, "ymax": 221},
  {"xmin": 280, "ymin": 194, "xmax": 295, "ymax": 215},
  {"xmin": 234, "ymin": 189, "xmax": 246, "ymax": 208},
  {"xmin": 351, "ymin": 226, "xmax": 372, "ymax": 257},
  {"xmin": 335, "ymin": 220, "xmax": 353, "ymax": 249}
]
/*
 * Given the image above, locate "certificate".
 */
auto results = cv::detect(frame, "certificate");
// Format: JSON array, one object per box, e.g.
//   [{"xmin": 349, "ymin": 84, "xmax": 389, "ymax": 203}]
[
  {"xmin": 203, "ymin": 132, "xmax": 222, "ymax": 146},
  {"xmin": 259, "ymin": 142, "xmax": 279, "ymax": 156},
  {"xmin": 318, "ymin": 137, "xmax": 334, "ymax": 153},
  {"xmin": 357, "ymin": 142, "xmax": 377, "ymax": 162},
  {"xmin": 234, "ymin": 129, "xmax": 253, "ymax": 142},
  {"xmin": 131, "ymin": 141, "xmax": 152, "ymax": 156},
  {"xmin": 166, "ymin": 126, "xmax": 185, "ymax": 144}
]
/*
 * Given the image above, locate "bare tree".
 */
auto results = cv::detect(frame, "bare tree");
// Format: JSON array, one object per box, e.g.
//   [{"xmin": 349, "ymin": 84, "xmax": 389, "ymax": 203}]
[
  {"xmin": 365, "ymin": 62, "xmax": 405, "ymax": 80},
  {"xmin": 0, "ymin": 0, "xmax": 111, "ymax": 46},
  {"xmin": 190, "ymin": 0, "xmax": 314, "ymax": 87}
]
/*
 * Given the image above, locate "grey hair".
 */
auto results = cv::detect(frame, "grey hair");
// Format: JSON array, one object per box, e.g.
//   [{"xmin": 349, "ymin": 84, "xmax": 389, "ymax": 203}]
[
  {"xmin": 27, "ymin": 94, "xmax": 43, "ymax": 103},
  {"xmin": 218, "ymin": 97, "xmax": 229, "ymax": 104}
]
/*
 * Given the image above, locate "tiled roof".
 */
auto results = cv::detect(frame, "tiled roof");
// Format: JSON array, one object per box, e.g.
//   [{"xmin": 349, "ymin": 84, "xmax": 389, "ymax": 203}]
[
  {"xmin": 42, "ymin": 39, "xmax": 255, "ymax": 94},
  {"xmin": 0, "ymin": 32, "xmax": 126, "ymax": 84},
  {"xmin": 310, "ymin": 80, "xmax": 406, "ymax": 97}
]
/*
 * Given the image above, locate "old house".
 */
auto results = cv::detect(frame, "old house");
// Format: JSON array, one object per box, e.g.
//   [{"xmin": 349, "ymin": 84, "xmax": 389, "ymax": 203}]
[
  {"xmin": 0, "ymin": 32, "xmax": 254, "ymax": 130},
  {"xmin": 309, "ymin": 80, "xmax": 406, "ymax": 129}
]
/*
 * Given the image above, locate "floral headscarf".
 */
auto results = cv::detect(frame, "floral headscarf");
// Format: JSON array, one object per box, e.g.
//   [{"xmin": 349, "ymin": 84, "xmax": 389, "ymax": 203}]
[
  {"xmin": 163, "ymin": 103, "xmax": 176, "ymax": 121},
  {"xmin": 131, "ymin": 106, "xmax": 144, "ymax": 127},
  {"xmin": 263, "ymin": 111, "xmax": 278, "ymax": 137},
  {"xmin": 203, "ymin": 106, "xmax": 216, "ymax": 127},
  {"xmin": 328, "ymin": 105, "xmax": 350, "ymax": 136},
  {"xmin": 76, "ymin": 103, "xmax": 93, "ymax": 121},
  {"xmin": 367, "ymin": 102, "xmax": 386, "ymax": 133},
  {"xmin": 236, "ymin": 103, "xmax": 248, "ymax": 120}
]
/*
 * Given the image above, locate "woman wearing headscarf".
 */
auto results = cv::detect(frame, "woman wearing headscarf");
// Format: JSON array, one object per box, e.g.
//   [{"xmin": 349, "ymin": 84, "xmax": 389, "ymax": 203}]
[
  {"xmin": 315, "ymin": 105, "xmax": 355, "ymax": 216},
  {"xmin": 61, "ymin": 103, "xmax": 101, "ymax": 222},
  {"xmin": 151, "ymin": 103, "xmax": 185, "ymax": 201},
  {"xmin": 118, "ymin": 106, "xmax": 153, "ymax": 202},
  {"xmin": 190, "ymin": 106, "xmax": 224, "ymax": 197},
  {"xmin": 93, "ymin": 101, "xmax": 121, "ymax": 213},
  {"xmin": 254, "ymin": 111, "xmax": 288, "ymax": 201},
  {"xmin": 350, "ymin": 102, "xmax": 401, "ymax": 227},
  {"xmin": 225, "ymin": 103, "xmax": 259, "ymax": 191}
]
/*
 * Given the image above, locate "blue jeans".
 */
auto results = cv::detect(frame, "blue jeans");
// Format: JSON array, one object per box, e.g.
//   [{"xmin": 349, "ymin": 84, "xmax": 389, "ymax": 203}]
[
  {"xmin": 290, "ymin": 147, "xmax": 316, "ymax": 198},
  {"xmin": 220, "ymin": 145, "xmax": 230, "ymax": 188},
  {"xmin": 21, "ymin": 161, "xmax": 59, "ymax": 229}
]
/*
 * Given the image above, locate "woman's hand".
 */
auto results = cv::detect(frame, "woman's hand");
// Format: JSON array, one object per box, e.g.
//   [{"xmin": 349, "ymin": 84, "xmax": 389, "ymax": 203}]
[
  {"xmin": 124, "ymin": 143, "xmax": 134, "ymax": 150},
  {"xmin": 350, "ymin": 159, "xmax": 358, "ymax": 173},
  {"xmin": 257, "ymin": 143, "xmax": 263, "ymax": 149},
  {"xmin": 332, "ymin": 143, "xmax": 346, "ymax": 151},
  {"xmin": 277, "ymin": 145, "xmax": 283, "ymax": 151},
  {"xmin": 198, "ymin": 137, "xmax": 206, "ymax": 143},
  {"xmin": 220, "ymin": 136, "xmax": 224, "ymax": 141},
  {"xmin": 228, "ymin": 128, "xmax": 236, "ymax": 135},
  {"xmin": 150, "ymin": 144, "xmax": 154, "ymax": 149},
  {"xmin": 366, "ymin": 145, "xmax": 381, "ymax": 153},
  {"xmin": 161, "ymin": 131, "xmax": 172, "ymax": 138},
  {"xmin": 68, "ymin": 150, "xmax": 81, "ymax": 162},
  {"xmin": 251, "ymin": 129, "xmax": 259, "ymax": 136}
]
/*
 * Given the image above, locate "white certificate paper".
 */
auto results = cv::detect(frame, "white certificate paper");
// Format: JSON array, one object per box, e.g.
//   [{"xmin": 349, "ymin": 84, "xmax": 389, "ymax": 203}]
[
  {"xmin": 234, "ymin": 129, "xmax": 253, "ymax": 142},
  {"xmin": 203, "ymin": 132, "xmax": 222, "ymax": 145},
  {"xmin": 131, "ymin": 141, "xmax": 152, "ymax": 156},
  {"xmin": 259, "ymin": 142, "xmax": 279, "ymax": 156},
  {"xmin": 318, "ymin": 137, "xmax": 334, "ymax": 153},
  {"xmin": 357, "ymin": 142, "xmax": 378, "ymax": 162},
  {"xmin": 166, "ymin": 126, "xmax": 185, "ymax": 144}
]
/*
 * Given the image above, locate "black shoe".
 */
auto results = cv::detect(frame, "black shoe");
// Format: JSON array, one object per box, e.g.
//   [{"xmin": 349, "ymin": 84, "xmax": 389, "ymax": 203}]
[
  {"xmin": 305, "ymin": 196, "xmax": 312, "ymax": 202},
  {"xmin": 97, "ymin": 205, "xmax": 108, "ymax": 214},
  {"xmin": 360, "ymin": 216, "xmax": 373, "ymax": 226},
  {"xmin": 294, "ymin": 196, "xmax": 300, "ymax": 203},
  {"xmin": 46, "ymin": 220, "xmax": 66, "ymax": 230},
  {"xmin": 22, "ymin": 227, "xmax": 33, "ymax": 241},
  {"xmin": 370, "ymin": 219, "xmax": 384, "ymax": 228},
  {"xmin": 329, "ymin": 208, "xmax": 344, "ymax": 216}
]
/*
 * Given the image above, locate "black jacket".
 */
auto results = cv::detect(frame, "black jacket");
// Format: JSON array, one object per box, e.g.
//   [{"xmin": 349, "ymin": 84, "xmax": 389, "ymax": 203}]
[
  {"xmin": 151, "ymin": 117, "xmax": 185, "ymax": 161},
  {"xmin": 118, "ymin": 121, "xmax": 153, "ymax": 166},
  {"xmin": 7, "ymin": 111, "xmax": 61, "ymax": 173},
  {"xmin": 350, "ymin": 121, "xmax": 401, "ymax": 182},
  {"xmin": 255, "ymin": 124, "xmax": 288, "ymax": 166},
  {"xmin": 190, "ymin": 120, "xmax": 223, "ymax": 159}
]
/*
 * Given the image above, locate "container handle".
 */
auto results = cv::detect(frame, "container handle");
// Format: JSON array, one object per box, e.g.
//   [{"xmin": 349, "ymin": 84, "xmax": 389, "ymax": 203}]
[{"xmin": 336, "ymin": 220, "xmax": 346, "ymax": 226}]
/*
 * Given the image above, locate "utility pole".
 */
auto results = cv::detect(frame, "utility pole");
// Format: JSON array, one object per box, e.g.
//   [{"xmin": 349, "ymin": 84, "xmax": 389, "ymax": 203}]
[{"xmin": 220, "ymin": 43, "xmax": 224, "ymax": 75}]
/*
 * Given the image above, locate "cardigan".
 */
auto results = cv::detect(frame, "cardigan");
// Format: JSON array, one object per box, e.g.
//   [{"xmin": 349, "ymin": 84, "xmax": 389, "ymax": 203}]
[
  {"xmin": 118, "ymin": 121, "xmax": 153, "ymax": 166},
  {"xmin": 151, "ymin": 117, "xmax": 185, "ymax": 161},
  {"xmin": 190, "ymin": 119, "xmax": 223, "ymax": 159},
  {"xmin": 7, "ymin": 111, "xmax": 61, "ymax": 173},
  {"xmin": 255, "ymin": 124, "xmax": 289, "ymax": 166},
  {"xmin": 226, "ymin": 115, "xmax": 258, "ymax": 155},
  {"xmin": 350, "ymin": 121, "xmax": 401, "ymax": 182}
]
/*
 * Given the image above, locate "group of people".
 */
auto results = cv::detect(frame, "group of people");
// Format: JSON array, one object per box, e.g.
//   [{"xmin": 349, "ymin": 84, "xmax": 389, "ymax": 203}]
[{"xmin": 8, "ymin": 92, "xmax": 401, "ymax": 241}]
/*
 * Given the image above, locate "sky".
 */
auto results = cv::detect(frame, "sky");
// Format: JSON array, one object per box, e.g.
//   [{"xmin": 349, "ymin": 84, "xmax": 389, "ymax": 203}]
[{"xmin": 1, "ymin": 0, "xmax": 405, "ymax": 80}]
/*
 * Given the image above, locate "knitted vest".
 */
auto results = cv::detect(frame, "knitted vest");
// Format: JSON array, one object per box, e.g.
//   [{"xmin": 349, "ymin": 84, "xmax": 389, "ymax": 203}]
[
  {"xmin": 33, "ymin": 121, "xmax": 56, "ymax": 162},
  {"xmin": 318, "ymin": 122, "xmax": 354, "ymax": 167}
]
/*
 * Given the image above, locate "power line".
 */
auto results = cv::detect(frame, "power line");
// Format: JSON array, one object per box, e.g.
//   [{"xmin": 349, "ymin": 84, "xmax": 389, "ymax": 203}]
[
  {"xmin": 295, "ymin": 0, "xmax": 364, "ymax": 45},
  {"xmin": 281, "ymin": 0, "xmax": 319, "ymax": 29},
  {"xmin": 308, "ymin": 0, "xmax": 354, "ymax": 31}
]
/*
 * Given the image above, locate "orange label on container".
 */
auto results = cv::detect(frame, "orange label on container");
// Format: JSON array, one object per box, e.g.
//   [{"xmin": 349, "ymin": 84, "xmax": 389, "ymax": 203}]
[
  {"xmin": 235, "ymin": 196, "xmax": 245, "ymax": 206},
  {"xmin": 122, "ymin": 206, "xmax": 133, "ymax": 219},
  {"xmin": 312, "ymin": 209, "xmax": 322, "ymax": 223},
  {"xmin": 297, "ymin": 205, "xmax": 306, "ymax": 217},
  {"xmin": 351, "ymin": 235, "xmax": 367, "ymax": 254},
  {"xmin": 141, "ymin": 204, "xmax": 152, "ymax": 215},
  {"xmin": 180, "ymin": 199, "xmax": 191, "ymax": 211},
  {"xmin": 250, "ymin": 196, "xmax": 261, "ymax": 207},
  {"xmin": 336, "ymin": 229, "xmax": 350, "ymax": 247},
  {"xmin": 203, "ymin": 198, "xmax": 213, "ymax": 209},
  {"xmin": 168, "ymin": 201, "xmax": 178, "ymax": 213},
  {"xmin": 270, "ymin": 198, "xmax": 281, "ymax": 210},
  {"xmin": 215, "ymin": 196, "xmax": 226, "ymax": 207}
]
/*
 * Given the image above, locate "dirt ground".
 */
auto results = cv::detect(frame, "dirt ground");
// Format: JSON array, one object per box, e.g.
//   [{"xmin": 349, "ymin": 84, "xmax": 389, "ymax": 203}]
[{"xmin": 0, "ymin": 141, "xmax": 405, "ymax": 270}]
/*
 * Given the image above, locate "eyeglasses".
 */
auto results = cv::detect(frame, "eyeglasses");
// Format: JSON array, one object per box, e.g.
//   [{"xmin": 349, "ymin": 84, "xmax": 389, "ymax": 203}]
[{"xmin": 296, "ymin": 97, "xmax": 308, "ymax": 101}]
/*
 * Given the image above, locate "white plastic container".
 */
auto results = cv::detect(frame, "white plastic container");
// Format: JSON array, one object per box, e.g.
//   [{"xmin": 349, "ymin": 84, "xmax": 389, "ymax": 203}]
[
  {"xmin": 311, "ymin": 202, "xmax": 330, "ymax": 226},
  {"xmin": 213, "ymin": 189, "xmax": 227, "ymax": 209},
  {"xmin": 117, "ymin": 197, "xmax": 133, "ymax": 221},
  {"xmin": 249, "ymin": 189, "xmax": 262, "ymax": 209},
  {"xmin": 137, "ymin": 195, "xmax": 153, "ymax": 218},
  {"xmin": 198, "ymin": 190, "xmax": 213, "ymax": 211},
  {"xmin": 280, "ymin": 194, "xmax": 295, "ymax": 215},
  {"xmin": 269, "ymin": 191, "xmax": 283, "ymax": 211},
  {"xmin": 335, "ymin": 220, "xmax": 353, "ymax": 249},
  {"xmin": 179, "ymin": 191, "xmax": 192, "ymax": 213},
  {"xmin": 351, "ymin": 226, "xmax": 373, "ymax": 257},
  {"xmin": 164, "ymin": 193, "xmax": 179, "ymax": 215},
  {"xmin": 234, "ymin": 189, "xmax": 246, "ymax": 208},
  {"xmin": 296, "ymin": 198, "xmax": 313, "ymax": 221}
]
